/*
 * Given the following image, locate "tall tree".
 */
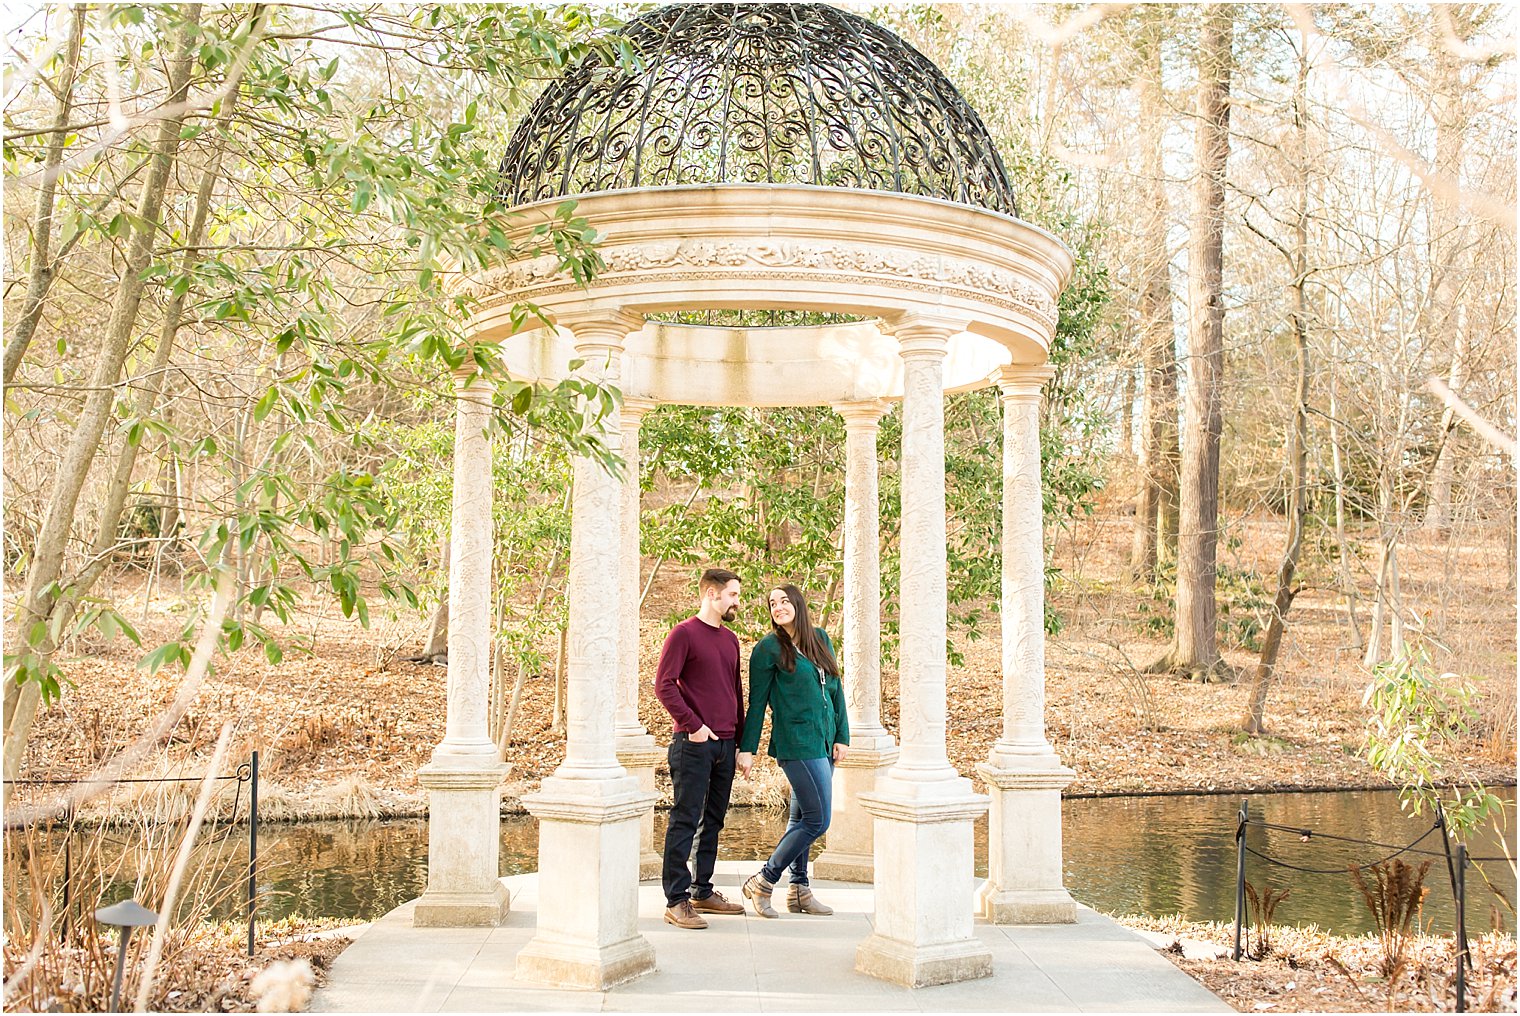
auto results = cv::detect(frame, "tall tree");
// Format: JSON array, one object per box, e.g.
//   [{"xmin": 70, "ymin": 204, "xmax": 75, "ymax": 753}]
[
  {"xmin": 1421, "ymin": 7, "xmax": 1476, "ymax": 536},
  {"xmin": 1148, "ymin": 4, "xmax": 1233, "ymax": 682},
  {"xmin": 1129, "ymin": 8, "xmax": 1181, "ymax": 581},
  {"xmin": 1242, "ymin": 26, "xmax": 1315, "ymax": 733}
]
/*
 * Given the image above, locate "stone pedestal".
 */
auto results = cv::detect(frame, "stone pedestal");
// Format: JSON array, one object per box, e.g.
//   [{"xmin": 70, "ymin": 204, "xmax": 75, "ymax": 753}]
[
  {"xmin": 414, "ymin": 765, "xmax": 511, "ymax": 926},
  {"xmin": 976, "ymin": 763, "xmax": 1076, "ymax": 923},
  {"xmin": 615, "ymin": 745, "xmax": 664, "ymax": 880},
  {"xmin": 855, "ymin": 792, "xmax": 992, "ymax": 987},
  {"xmin": 515, "ymin": 780, "xmax": 657, "ymax": 989}
]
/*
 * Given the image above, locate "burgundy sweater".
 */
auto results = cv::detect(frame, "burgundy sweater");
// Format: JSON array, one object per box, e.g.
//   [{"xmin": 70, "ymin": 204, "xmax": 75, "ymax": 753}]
[{"xmin": 654, "ymin": 616, "xmax": 744, "ymax": 740}]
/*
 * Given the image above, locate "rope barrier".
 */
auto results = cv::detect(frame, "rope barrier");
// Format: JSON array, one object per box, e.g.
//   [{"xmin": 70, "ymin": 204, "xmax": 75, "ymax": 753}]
[
  {"xmin": 1240, "ymin": 815, "xmax": 1440, "ymax": 876},
  {"xmin": 1244, "ymin": 816, "xmax": 1514, "ymax": 866}
]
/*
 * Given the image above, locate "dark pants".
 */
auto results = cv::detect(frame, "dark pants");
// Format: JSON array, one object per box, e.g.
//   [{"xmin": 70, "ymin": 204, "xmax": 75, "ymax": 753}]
[{"xmin": 663, "ymin": 733, "xmax": 736, "ymax": 907}]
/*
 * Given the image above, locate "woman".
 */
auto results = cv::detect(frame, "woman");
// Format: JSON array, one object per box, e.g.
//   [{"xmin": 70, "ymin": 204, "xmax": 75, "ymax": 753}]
[{"xmin": 736, "ymin": 584, "xmax": 849, "ymax": 918}]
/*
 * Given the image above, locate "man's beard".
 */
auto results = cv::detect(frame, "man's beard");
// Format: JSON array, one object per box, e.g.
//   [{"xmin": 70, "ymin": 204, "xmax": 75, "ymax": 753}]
[{"xmin": 721, "ymin": 606, "xmax": 737, "ymax": 622}]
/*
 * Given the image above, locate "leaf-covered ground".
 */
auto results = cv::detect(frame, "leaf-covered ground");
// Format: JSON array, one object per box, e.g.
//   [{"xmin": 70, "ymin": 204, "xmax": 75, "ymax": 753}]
[{"xmin": 15, "ymin": 508, "xmax": 1515, "ymax": 817}]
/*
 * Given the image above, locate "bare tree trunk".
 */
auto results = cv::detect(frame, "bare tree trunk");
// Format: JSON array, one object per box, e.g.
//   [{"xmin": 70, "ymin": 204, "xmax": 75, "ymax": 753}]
[
  {"xmin": 65, "ymin": 39, "xmax": 256, "ymax": 622},
  {"xmin": 3, "ymin": 5, "xmax": 86, "ymax": 387},
  {"xmin": 1327, "ymin": 330, "xmax": 1362, "ymax": 647},
  {"xmin": 549, "ymin": 624, "xmax": 567, "ymax": 735},
  {"xmin": 1421, "ymin": 17, "xmax": 1470, "ymax": 537},
  {"xmin": 1129, "ymin": 17, "xmax": 1181, "ymax": 582},
  {"xmin": 1149, "ymin": 4, "xmax": 1232, "ymax": 682},
  {"xmin": 1424, "ymin": 318, "xmax": 1466, "ymax": 535},
  {"xmin": 1243, "ymin": 44, "xmax": 1313, "ymax": 735},
  {"xmin": 5, "ymin": 6, "xmax": 202, "ymax": 788},
  {"xmin": 421, "ymin": 539, "xmax": 450, "ymax": 660}
]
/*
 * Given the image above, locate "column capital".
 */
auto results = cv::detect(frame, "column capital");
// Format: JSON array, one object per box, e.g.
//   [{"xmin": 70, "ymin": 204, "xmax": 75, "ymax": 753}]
[
  {"xmin": 997, "ymin": 364, "xmax": 1056, "ymax": 402},
  {"xmin": 833, "ymin": 399, "xmax": 890, "ymax": 428},
  {"xmin": 885, "ymin": 313, "xmax": 969, "ymax": 359},
  {"xmin": 621, "ymin": 395, "xmax": 659, "ymax": 423},
  {"xmin": 560, "ymin": 310, "xmax": 643, "ymax": 357},
  {"xmin": 451, "ymin": 366, "xmax": 497, "ymax": 392}
]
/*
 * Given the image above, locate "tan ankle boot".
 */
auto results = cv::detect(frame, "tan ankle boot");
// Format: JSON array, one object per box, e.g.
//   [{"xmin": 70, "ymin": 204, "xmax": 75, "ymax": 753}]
[
  {"xmin": 786, "ymin": 883, "xmax": 833, "ymax": 915},
  {"xmin": 741, "ymin": 872, "xmax": 778, "ymax": 918}
]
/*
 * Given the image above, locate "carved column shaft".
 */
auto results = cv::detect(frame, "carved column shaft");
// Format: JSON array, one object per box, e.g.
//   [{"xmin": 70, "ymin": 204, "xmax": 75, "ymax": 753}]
[
  {"xmin": 616, "ymin": 398, "xmax": 656, "ymax": 745},
  {"xmin": 561, "ymin": 328, "xmax": 627, "ymax": 778},
  {"xmin": 840, "ymin": 401, "xmax": 889, "ymax": 740},
  {"xmin": 998, "ymin": 370, "xmax": 1053, "ymax": 753},
  {"xmin": 893, "ymin": 333, "xmax": 954, "ymax": 780},
  {"xmin": 439, "ymin": 373, "xmax": 498, "ymax": 758}
]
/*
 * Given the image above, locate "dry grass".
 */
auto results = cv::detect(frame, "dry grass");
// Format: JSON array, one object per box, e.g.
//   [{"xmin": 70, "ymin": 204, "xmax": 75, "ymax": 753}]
[
  {"xmin": 0, "ymin": 778, "xmax": 359, "ymax": 1012},
  {"xmin": 1119, "ymin": 914, "xmax": 1517, "ymax": 1013}
]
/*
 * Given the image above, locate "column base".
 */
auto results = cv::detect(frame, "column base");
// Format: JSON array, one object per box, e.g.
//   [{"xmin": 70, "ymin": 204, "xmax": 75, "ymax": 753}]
[
  {"xmin": 514, "ymin": 934, "xmax": 656, "ymax": 991},
  {"xmin": 976, "ymin": 886, "xmax": 1077, "ymax": 925},
  {"xmin": 415, "ymin": 762, "xmax": 509, "ymax": 928},
  {"xmin": 414, "ymin": 883, "xmax": 512, "ymax": 928},
  {"xmin": 516, "ymin": 775, "xmax": 657, "ymax": 990},
  {"xmin": 815, "ymin": 742, "xmax": 898, "ymax": 883},
  {"xmin": 977, "ymin": 759, "xmax": 1077, "ymax": 926},
  {"xmin": 855, "ymin": 933, "xmax": 993, "ymax": 988},
  {"xmin": 616, "ymin": 744, "xmax": 664, "ymax": 880},
  {"xmin": 855, "ymin": 786, "xmax": 991, "ymax": 987}
]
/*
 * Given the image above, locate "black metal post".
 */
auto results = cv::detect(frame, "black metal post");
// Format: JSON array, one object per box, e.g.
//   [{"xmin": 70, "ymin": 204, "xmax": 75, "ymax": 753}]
[
  {"xmin": 247, "ymin": 749, "xmax": 258, "ymax": 957},
  {"xmin": 1455, "ymin": 844, "xmax": 1467, "ymax": 1013},
  {"xmin": 62, "ymin": 819, "xmax": 72, "ymax": 938},
  {"xmin": 1233, "ymin": 799, "xmax": 1248, "ymax": 961}
]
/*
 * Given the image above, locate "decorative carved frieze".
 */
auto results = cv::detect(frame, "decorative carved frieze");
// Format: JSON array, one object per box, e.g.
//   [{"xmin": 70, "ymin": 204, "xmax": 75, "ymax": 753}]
[{"xmin": 461, "ymin": 239, "xmax": 1058, "ymax": 328}]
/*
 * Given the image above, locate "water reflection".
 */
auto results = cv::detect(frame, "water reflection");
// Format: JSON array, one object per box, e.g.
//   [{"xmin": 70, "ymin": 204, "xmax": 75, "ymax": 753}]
[{"xmin": 14, "ymin": 788, "xmax": 1514, "ymax": 936}]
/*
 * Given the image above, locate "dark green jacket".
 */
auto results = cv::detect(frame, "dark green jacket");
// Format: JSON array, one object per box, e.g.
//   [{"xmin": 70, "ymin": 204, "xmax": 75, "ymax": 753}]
[{"xmin": 739, "ymin": 630, "xmax": 850, "ymax": 761}]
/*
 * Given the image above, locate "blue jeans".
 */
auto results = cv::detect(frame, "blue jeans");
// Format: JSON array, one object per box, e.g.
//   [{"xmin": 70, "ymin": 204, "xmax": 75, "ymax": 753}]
[{"xmin": 762, "ymin": 756, "xmax": 833, "ymax": 885}]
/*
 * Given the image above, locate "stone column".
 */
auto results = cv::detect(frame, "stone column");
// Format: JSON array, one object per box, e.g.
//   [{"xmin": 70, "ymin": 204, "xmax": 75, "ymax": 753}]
[
  {"xmin": 857, "ymin": 319, "xmax": 991, "ymax": 988},
  {"xmin": 816, "ymin": 400, "xmax": 898, "ymax": 883},
  {"xmin": 615, "ymin": 395, "xmax": 661, "ymax": 881},
  {"xmin": 415, "ymin": 371, "xmax": 511, "ymax": 927},
  {"xmin": 977, "ymin": 365, "xmax": 1077, "ymax": 924},
  {"xmin": 516, "ymin": 314, "xmax": 657, "ymax": 990}
]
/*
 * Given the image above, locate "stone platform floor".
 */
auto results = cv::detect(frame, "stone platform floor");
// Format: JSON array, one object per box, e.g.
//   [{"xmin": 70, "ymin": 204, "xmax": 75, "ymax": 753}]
[{"xmin": 310, "ymin": 862, "xmax": 1230, "ymax": 1013}]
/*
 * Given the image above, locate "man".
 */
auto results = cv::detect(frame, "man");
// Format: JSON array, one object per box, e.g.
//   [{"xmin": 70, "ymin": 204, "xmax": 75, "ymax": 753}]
[{"xmin": 654, "ymin": 567, "xmax": 747, "ymax": 929}]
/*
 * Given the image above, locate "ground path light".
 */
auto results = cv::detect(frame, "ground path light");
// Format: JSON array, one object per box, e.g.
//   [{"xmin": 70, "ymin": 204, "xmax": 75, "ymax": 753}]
[{"xmin": 94, "ymin": 897, "xmax": 158, "ymax": 1012}]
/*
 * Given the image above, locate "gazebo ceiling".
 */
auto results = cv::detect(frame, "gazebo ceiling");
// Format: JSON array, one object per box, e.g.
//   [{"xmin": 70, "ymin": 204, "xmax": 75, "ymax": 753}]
[{"xmin": 497, "ymin": 2, "xmax": 1019, "ymax": 215}]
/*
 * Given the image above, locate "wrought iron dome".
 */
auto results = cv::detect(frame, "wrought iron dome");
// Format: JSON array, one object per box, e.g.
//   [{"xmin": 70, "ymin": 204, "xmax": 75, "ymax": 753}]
[{"xmin": 497, "ymin": 3, "xmax": 1019, "ymax": 216}]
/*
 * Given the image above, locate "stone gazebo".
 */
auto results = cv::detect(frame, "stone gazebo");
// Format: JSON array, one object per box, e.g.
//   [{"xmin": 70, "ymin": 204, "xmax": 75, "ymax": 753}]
[{"xmin": 422, "ymin": 2, "xmax": 1076, "ymax": 992}]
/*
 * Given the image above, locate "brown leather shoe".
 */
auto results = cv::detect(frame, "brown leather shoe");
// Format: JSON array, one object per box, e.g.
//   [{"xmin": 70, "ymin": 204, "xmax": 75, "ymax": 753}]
[
  {"xmin": 741, "ymin": 872, "xmax": 778, "ymax": 919},
  {"xmin": 691, "ymin": 889, "xmax": 745, "ymax": 915},
  {"xmin": 663, "ymin": 900, "xmax": 708, "ymax": 929},
  {"xmin": 787, "ymin": 883, "xmax": 833, "ymax": 915}
]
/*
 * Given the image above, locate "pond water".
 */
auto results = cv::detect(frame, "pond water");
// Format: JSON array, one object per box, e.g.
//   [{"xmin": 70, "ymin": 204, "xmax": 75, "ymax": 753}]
[{"xmin": 17, "ymin": 788, "xmax": 1515, "ymax": 937}]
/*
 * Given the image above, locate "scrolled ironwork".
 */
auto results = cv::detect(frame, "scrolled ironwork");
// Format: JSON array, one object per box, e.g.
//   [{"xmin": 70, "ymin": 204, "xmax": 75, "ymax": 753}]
[{"xmin": 498, "ymin": 3, "xmax": 1018, "ymax": 215}]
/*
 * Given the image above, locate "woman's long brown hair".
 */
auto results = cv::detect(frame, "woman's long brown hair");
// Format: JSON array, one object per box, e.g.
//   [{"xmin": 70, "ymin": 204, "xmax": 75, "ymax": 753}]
[{"xmin": 771, "ymin": 584, "xmax": 840, "ymax": 678}]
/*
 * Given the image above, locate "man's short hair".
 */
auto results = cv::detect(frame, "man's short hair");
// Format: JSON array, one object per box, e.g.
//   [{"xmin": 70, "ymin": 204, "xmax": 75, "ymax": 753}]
[{"xmin": 699, "ymin": 568, "xmax": 741, "ymax": 595}]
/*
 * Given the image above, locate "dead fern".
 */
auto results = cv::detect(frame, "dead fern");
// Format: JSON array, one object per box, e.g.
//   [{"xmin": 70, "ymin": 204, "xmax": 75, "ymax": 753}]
[
  {"xmin": 1349, "ymin": 857, "xmax": 1432, "ymax": 978},
  {"xmin": 1244, "ymin": 880, "xmax": 1290, "ymax": 958}
]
